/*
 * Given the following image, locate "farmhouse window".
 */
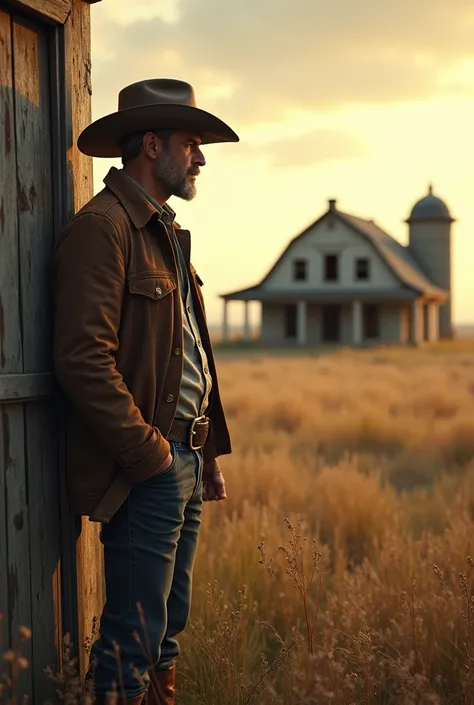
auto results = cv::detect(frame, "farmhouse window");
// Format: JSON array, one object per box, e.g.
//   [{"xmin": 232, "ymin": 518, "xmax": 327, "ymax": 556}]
[
  {"xmin": 355, "ymin": 258, "xmax": 370, "ymax": 280},
  {"xmin": 293, "ymin": 259, "xmax": 308, "ymax": 281},
  {"xmin": 324, "ymin": 254, "xmax": 339, "ymax": 281}
]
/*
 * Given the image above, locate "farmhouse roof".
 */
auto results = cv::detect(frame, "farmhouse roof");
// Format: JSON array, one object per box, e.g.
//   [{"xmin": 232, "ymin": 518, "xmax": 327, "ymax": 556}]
[{"xmin": 221, "ymin": 203, "xmax": 448, "ymax": 301}]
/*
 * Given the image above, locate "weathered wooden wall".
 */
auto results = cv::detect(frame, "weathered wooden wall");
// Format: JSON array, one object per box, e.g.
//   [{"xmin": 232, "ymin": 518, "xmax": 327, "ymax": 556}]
[
  {"xmin": 0, "ymin": 0, "xmax": 104, "ymax": 700},
  {"xmin": 0, "ymin": 12, "xmax": 60, "ymax": 701}
]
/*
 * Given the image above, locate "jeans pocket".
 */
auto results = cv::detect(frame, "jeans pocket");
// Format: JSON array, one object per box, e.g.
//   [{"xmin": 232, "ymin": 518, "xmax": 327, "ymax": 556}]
[{"xmin": 145, "ymin": 442, "xmax": 178, "ymax": 484}]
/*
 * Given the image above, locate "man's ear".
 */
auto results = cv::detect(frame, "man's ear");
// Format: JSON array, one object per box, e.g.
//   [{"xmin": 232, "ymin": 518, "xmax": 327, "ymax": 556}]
[{"xmin": 142, "ymin": 131, "xmax": 162, "ymax": 160}]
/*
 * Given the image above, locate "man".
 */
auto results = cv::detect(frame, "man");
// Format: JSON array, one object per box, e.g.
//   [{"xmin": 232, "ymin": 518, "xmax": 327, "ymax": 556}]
[{"xmin": 53, "ymin": 79, "xmax": 239, "ymax": 704}]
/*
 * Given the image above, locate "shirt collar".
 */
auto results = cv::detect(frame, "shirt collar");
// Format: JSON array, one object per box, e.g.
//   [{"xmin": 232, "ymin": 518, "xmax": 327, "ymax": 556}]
[{"xmin": 122, "ymin": 172, "xmax": 176, "ymax": 225}]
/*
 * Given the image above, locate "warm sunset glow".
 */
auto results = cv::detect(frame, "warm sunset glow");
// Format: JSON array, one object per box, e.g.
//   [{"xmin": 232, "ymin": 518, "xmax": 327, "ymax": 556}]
[{"xmin": 90, "ymin": 0, "xmax": 474, "ymax": 327}]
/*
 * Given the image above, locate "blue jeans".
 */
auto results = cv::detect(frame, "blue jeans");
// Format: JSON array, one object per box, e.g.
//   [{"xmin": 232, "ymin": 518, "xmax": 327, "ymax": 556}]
[{"xmin": 89, "ymin": 442, "xmax": 203, "ymax": 699}]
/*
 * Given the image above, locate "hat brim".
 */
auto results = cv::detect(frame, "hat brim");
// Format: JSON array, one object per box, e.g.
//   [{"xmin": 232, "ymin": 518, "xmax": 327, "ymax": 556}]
[{"xmin": 78, "ymin": 103, "xmax": 239, "ymax": 158}]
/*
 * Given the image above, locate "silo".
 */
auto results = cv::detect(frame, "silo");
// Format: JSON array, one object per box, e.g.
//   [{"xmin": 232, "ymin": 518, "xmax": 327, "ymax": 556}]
[{"xmin": 406, "ymin": 186, "xmax": 454, "ymax": 339}]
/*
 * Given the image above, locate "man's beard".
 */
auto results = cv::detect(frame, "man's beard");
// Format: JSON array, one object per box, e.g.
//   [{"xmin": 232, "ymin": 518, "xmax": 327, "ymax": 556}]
[{"xmin": 153, "ymin": 152, "xmax": 198, "ymax": 201}]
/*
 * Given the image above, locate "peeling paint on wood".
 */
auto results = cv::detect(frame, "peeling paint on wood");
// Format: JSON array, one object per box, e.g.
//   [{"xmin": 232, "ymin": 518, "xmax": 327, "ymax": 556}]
[{"xmin": 13, "ymin": 510, "xmax": 24, "ymax": 530}]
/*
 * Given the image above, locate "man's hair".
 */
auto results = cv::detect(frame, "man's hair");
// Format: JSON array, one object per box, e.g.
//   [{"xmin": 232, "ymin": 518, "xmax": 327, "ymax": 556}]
[{"xmin": 120, "ymin": 129, "xmax": 173, "ymax": 165}]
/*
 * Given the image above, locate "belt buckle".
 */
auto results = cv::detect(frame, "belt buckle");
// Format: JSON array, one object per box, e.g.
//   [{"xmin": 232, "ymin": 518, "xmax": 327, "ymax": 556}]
[{"xmin": 189, "ymin": 415, "xmax": 208, "ymax": 450}]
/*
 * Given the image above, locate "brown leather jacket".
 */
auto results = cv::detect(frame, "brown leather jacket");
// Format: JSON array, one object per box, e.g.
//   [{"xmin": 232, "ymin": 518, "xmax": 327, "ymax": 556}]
[{"xmin": 53, "ymin": 167, "xmax": 231, "ymax": 523}]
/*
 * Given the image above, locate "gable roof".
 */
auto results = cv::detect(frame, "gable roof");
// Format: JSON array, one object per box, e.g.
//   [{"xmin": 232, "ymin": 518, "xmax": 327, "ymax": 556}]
[
  {"xmin": 221, "ymin": 206, "xmax": 448, "ymax": 300},
  {"xmin": 337, "ymin": 211, "xmax": 446, "ymax": 296}
]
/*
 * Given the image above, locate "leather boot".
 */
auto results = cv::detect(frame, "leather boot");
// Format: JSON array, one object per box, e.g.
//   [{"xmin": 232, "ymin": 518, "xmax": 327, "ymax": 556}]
[
  {"xmin": 94, "ymin": 695, "xmax": 145, "ymax": 704},
  {"xmin": 146, "ymin": 665, "xmax": 176, "ymax": 704}
]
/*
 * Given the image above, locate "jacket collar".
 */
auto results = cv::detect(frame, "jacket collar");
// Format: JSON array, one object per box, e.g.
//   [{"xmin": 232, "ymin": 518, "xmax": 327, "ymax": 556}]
[
  {"xmin": 103, "ymin": 167, "xmax": 158, "ymax": 229},
  {"xmin": 103, "ymin": 167, "xmax": 191, "ymax": 258}
]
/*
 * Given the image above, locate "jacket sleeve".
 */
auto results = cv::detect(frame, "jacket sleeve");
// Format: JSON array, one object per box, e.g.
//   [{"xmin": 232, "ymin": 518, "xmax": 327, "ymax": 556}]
[{"xmin": 53, "ymin": 212, "xmax": 170, "ymax": 484}]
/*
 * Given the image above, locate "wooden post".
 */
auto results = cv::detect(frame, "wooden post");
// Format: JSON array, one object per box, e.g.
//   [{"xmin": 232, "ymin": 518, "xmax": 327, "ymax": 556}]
[
  {"xmin": 243, "ymin": 301, "xmax": 250, "ymax": 340},
  {"xmin": 352, "ymin": 300, "xmax": 363, "ymax": 346},
  {"xmin": 428, "ymin": 302, "xmax": 439, "ymax": 342},
  {"xmin": 411, "ymin": 299, "xmax": 421, "ymax": 345},
  {"xmin": 222, "ymin": 299, "xmax": 229, "ymax": 342},
  {"xmin": 297, "ymin": 300, "xmax": 307, "ymax": 345},
  {"xmin": 63, "ymin": 0, "xmax": 105, "ymax": 678}
]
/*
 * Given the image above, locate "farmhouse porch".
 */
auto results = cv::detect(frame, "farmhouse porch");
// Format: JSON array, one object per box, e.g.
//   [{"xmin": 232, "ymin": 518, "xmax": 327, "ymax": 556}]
[{"xmin": 221, "ymin": 294, "xmax": 442, "ymax": 346}]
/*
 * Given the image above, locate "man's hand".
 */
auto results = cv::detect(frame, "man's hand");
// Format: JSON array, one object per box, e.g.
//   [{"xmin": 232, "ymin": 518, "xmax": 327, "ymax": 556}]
[
  {"xmin": 202, "ymin": 458, "xmax": 227, "ymax": 502},
  {"xmin": 156, "ymin": 450, "xmax": 173, "ymax": 475}
]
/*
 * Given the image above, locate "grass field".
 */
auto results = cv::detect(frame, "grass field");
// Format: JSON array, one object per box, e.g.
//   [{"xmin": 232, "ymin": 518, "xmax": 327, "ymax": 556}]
[
  {"xmin": 4, "ymin": 342, "xmax": 474, "ymax": 704},
  {"xmin": 176, "ymin": 342, "xmax": 474, "ymax": 704}
]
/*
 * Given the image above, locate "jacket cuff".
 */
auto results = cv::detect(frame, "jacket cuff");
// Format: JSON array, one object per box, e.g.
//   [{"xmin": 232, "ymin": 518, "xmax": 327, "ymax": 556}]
[
  {"xmin": 120, "ymin": 428, "xmax": 171, "ymax": 485},
  {"xmin": 203, "ymin": 441, "xmax": 218, "ymax": 463}
]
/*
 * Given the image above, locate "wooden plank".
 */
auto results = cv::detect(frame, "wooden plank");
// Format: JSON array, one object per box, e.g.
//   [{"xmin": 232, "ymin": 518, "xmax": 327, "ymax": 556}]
[
  {"xmin": 0, "ymin": 8, "xmax": 21, "ymax": 651},
  {"xmin": 7, "ymin": 0, "xmax": 71, "ymax": 25},
  {"xmin": 0, "ymin": 373, "xmax": 55, "ymax": 402},
  {"xmin": 27, "ymin": 400, "xmax": 61, "ymax": 704},
  {"xmin": 4, "ymin": 15, "xmax": 41, "ymax": 700},
  {"xmin": 13, "ymin": 16, "xmax": 62, "ymax": 701},
  {"xmin": 14, "ymin": 18, "xmax": 54, "ymax": 374},
  {"xmin": 3, "ymin": 404, "xmax": 31, "ymax": 698},
  {"xmin": 64, "ymin": 0, "xmax": 94, "ymax": 216},
  {"xmin": 0, "ymin": 11, "xmax": 21, "ymax": 377},
  {"xmin": 48, "ymin": 24, "xmax": 80, "ymax": 656},
  {"xmin": 63, "ymin": 0, "xmax": 105, "ymax": 676},
  {"xmin": 76, "ymin": 518, "xmax": 105, "ymax": 675}
]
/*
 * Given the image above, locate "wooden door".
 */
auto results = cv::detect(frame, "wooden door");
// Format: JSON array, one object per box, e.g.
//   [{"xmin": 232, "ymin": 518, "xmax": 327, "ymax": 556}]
[
  {"xmin": 0, "ymin": 8, "xmax": 66, "ymax": 702},
  {"xmin": 322, "ymin": 305, "xmax": 341, "ymax": 342},
  {"xmin": 363, "ymin": 304, "xmax": 380, "ymax": 340}
]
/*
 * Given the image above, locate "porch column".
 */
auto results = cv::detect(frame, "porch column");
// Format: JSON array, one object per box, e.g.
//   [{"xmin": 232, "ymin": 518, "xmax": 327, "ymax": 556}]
[
  {"xmin": 222, "ymin": 299, "xmax": 229, "ymax": 342},
  {"xmin": 428, "ymin": 302, "xmax": 439, "ymax": 342},
  {"xmin": 243, "ymin": 300, "xmax": 250, "ymax": 340},
  {"xmin": 411, "ymin": 299, "xmax": 421, "ymax": 345},
  {"xmin": 352, "ymin": 300, "xmax": 363, "ymax": 346},
  {"xmin": 297, "ymin": 300, "xmax": 307, "ymax": 345}
]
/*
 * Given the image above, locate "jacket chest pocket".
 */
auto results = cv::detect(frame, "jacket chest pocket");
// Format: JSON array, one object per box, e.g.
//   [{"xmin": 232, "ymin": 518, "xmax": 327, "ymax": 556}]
[{"xmin": 127, "ymin": 271, "xmax": 177, "ymax": 339}]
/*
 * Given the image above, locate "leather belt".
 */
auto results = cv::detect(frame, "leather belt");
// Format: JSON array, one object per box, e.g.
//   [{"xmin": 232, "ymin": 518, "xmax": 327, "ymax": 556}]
[{"xmin": 167, "ymin": 415, "xmax": 210, "ymax": 450}]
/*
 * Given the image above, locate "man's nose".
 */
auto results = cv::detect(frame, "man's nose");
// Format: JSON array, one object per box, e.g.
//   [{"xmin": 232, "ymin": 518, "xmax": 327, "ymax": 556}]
[{"xmin": 194, "ymin": 148, "xmax": 206, "ymax": 167}]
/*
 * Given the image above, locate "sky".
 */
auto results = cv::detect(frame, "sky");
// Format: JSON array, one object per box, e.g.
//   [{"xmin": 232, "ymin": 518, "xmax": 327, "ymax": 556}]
[{"xmin": 89, "ymin": 0, "xmax": 474, "ymax": 327}]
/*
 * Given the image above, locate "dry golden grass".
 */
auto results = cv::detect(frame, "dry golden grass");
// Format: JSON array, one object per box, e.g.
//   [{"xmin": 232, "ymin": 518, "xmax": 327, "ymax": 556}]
[
  {"xmin": 177, "ymin": 343, "xmax": 474, "ymax": 704},
  {"xmin": 4, "ymin": 343, "xmax": 474, "ymax": 704}
]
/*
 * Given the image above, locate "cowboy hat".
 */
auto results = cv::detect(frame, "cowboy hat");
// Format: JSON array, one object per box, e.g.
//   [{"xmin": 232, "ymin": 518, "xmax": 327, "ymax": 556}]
[{"xmin": 77, "ymin": 78, "xmax": 239, "ymax": 158}]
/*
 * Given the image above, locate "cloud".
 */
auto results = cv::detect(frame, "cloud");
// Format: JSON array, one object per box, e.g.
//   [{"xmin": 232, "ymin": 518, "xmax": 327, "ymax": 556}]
[
  {"xmin": 236, "ymin": 129, "xmax": 366, "ymax": 167},
  {"xmin": 91, "ymin": 0, "xmax": 474, "ymax": 127}
]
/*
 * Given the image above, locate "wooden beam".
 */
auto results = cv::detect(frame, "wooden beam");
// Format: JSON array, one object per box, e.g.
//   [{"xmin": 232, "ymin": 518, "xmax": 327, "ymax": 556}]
[
  {"xmin": 0, "ymin": 374, "xmax": 55, "ymax": 403},
  {"xmin": 7, "ymin": 0, "xmax": 71, "ymax": 24},
  {"xmin": 63, "ymin": 0, "xmax": 105, "ymax": 678}
]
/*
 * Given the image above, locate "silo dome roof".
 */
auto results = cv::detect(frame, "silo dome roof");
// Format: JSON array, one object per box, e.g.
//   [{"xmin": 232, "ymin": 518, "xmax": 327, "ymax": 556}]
[{"xmin": 407, "ymin": 185, "xmax": 454, "ymax": 223}]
